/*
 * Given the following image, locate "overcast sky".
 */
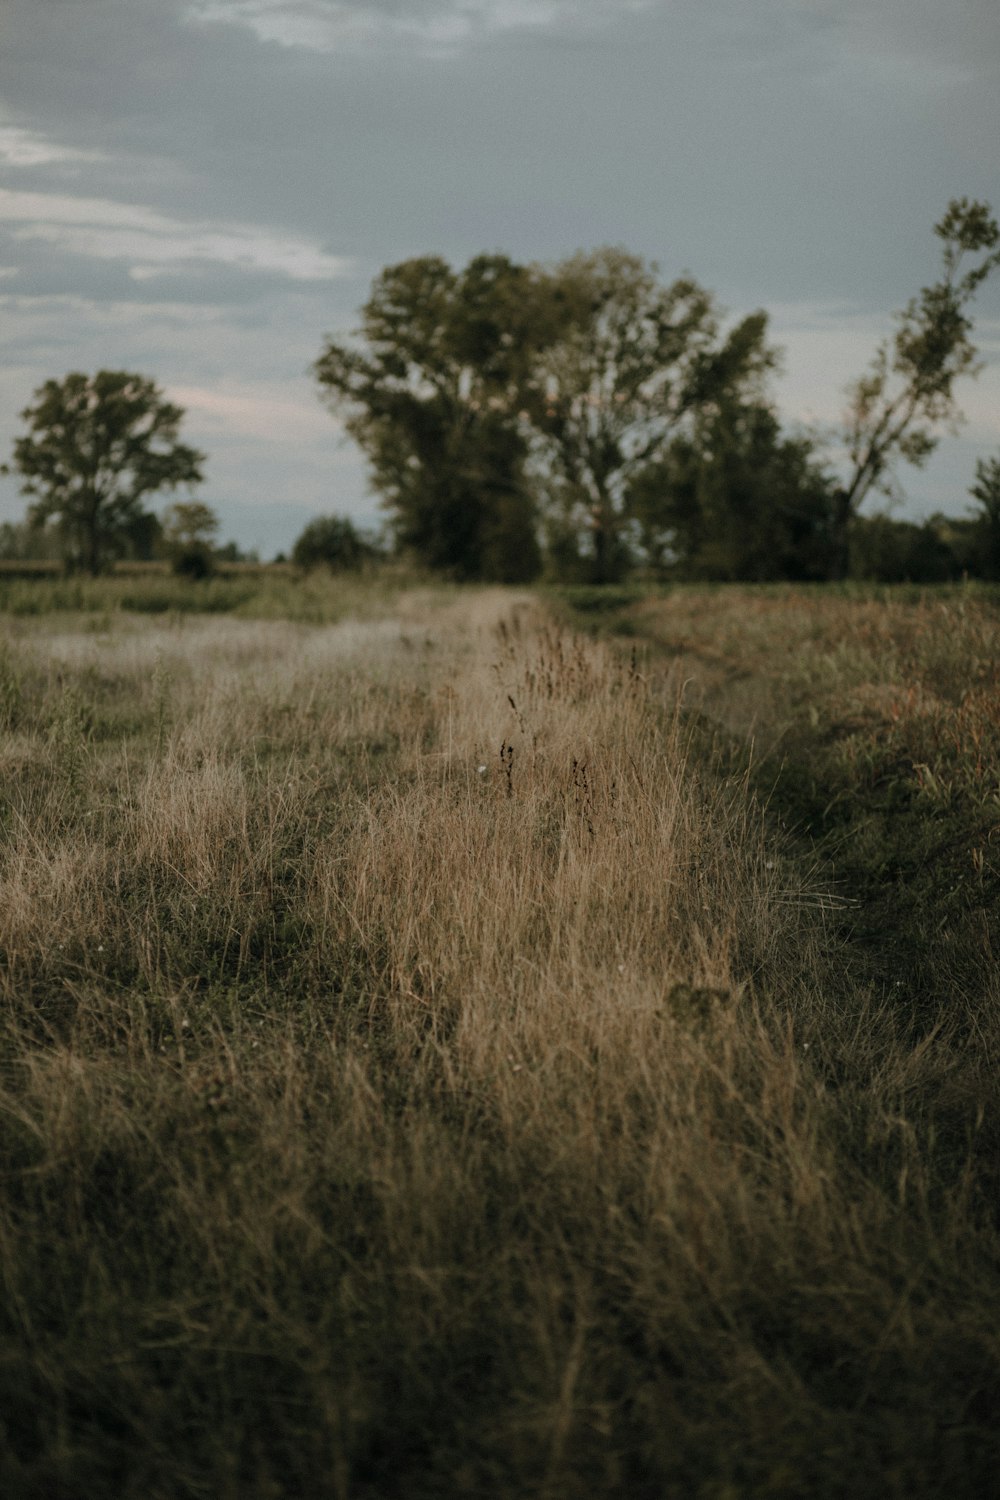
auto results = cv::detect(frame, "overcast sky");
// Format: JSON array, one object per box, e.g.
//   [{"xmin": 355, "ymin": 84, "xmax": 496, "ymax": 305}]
[{"xmin": 2, "ymin": 0, "xmax": 998, "ymax": 557}]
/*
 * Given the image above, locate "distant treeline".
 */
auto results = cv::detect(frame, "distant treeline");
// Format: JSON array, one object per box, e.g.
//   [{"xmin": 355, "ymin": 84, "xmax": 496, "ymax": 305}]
[
  {"xmin": 4, "ymin": 201, "xmax": 999, "ymax": 584},
  {"xmin": 4, "ymin": 506, "xmax": 996, "ymax": 586}
]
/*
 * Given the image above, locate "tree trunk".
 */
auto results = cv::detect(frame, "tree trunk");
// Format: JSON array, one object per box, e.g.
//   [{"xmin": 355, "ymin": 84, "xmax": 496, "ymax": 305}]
[
  {"xmin": 590, "ymin": 489, "xmax": 620, "ymax": 584},
  {"xmin": 827, "ymin": 487, "xmax": 853, "ymax": 581},
  {"xmin": 85, "ymin": 489, "xmax": 102, "ymax": 575}
]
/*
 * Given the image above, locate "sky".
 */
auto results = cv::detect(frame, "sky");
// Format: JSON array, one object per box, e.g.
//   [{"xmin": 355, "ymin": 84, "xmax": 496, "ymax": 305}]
[{"xmin": 1, "ymin": 0, "xmax": 999, "ymax": 558}]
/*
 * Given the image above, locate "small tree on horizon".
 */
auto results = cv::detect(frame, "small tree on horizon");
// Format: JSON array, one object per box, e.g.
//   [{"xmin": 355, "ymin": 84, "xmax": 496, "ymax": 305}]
[
  {"xmin": 162, "ymin": 499, "xmax": 220, "ymax": 578},
  {"xmin": 5, "ymin": 371, "xmax": 205, "ymax": 575},
  {"xmin": 291, "ymin": 514, "xmax": 375, "ymax": 572}
]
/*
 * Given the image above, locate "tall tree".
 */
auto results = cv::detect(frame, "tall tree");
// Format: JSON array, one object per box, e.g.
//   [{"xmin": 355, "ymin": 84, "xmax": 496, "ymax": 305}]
[
  {"xmin": 525, "ymin": 248, "xmax": 777, "ymax": 581},
  {"xmin": 314, "ymin": 255, "xmax": 563, "ymax": 581},
  {"xmin": 6, "ymin": 371, "xmax": 204, "ymax": 575},
  {"xmin": 831, "ymin": 198, "xmax": 1000, "ymax": 575},
  {"xmin": 162, "ymin": 499, "xmax": 220, "ymax": 578}
]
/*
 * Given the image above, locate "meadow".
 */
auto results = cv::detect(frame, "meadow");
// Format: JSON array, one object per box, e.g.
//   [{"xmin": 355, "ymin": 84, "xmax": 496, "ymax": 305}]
[{"xmin": 1, "ymin": 575, "xmax": 999, "ymax": 1498}]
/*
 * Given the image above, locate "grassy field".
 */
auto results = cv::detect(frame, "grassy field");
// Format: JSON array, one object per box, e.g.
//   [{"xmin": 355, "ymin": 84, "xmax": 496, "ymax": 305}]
[
  {"xmin": 0, "ymin": 566, "xmax": 416, "ymax": 622},
  {"xmin": 1, "ymin": 576, "xmax": 999, "ymax": 1497}
]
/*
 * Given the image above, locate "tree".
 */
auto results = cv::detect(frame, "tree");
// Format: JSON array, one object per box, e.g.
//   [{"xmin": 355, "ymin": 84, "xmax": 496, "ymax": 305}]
[
  {"xmin": 162, "ymin": 499, "xmax": 220, "ymax": 578},
  {"xmin": 292, "ymin": 514, "xmax": 375, "ymax": 572},
  {"xmin": 524, "ymin": 249, "xmax": 777, "ymax": 581},
  {"xmin": 314, "ymin": 255, "xmax": 561, "ymax": 581},
  {"xmin": 831, "ymin": 199, "xmax": 1000, "ymax": 575},
  {"xmin": 628, "ymin": 401, "xmax": 837, "ymax": 580},
  {"xmin": 847, "ymin": 513, "xmax": 963, "ymax": 583},
  {"xmin": 968, "ymin": 452, "xmax": 1000, "ymax": 579},
  {"xmin": 6, "ymin": 371, "xmax": 205, "ymax": 574},
  {"xmin": 0, "ymin": 518, "xmax": 64, "ymax": 563},
  {"xmin": 162, "ymin": 499, "xmax": 219, "ymax": 549},
  {"xmin": 317, "ymin": 249, "xmax": 779, "ymax": 583}
]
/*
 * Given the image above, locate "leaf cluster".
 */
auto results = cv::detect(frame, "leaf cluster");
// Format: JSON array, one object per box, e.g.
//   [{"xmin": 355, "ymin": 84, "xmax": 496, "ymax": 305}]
[
  {"xmin": 841, "ymin": 198, "xmax": 1000, "ymax": 515},
  {"xmin": 9, "ymin": 371, "xmax": 204, "ymax": 573}
]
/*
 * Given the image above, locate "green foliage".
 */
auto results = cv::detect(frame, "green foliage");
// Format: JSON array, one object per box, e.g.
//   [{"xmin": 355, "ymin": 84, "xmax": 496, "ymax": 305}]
[
  {"xmin": 6, "ymin": 371, "xmax": 205, "ymax": 575},
  {"xmin": 291, "ymin": 513, "xmax": 374, "ymax": 572},
  {"xmin": 314, "ymin": 254, "xmax": 554, "ymax": 581},
  {"xmin": 546, "ymin": 582, "xmax": 652, "ymax": 617},
  {"xmin": 315, "ymin": 248, "xmax": 775, "ymax": 585},
  {"xmin": 629, "ymin": 401, "xmax": 837, "ymax": 579},
  {"xmin": 526, "ymin": 248, "xmax": 777, "ymax": 582},
  {"xmin": 162, "ymin": 499, "xmax": 218, "ymax": 550},
  {"xmin": 0, "ymin": 518, "xmax": 64, "ymax": 563},
  {"xmin": 162, "ymin": 500, "xmax": 221, "ymax": 577},
  {"xmin": 968, "ymin": 453, "xmax": 1000, "ymax": 579},
  {"xmin": 848, "ymin": 513, "xmax": 968, "ymax": 582},
  {"xmin": 170, "ymin": 544, "xmax": 214, "ymax": 579},
  {"xmin": 0, "ymin": 564, "xmax": 436, "ymax": 622},
  {"xmin": 833, "ymin": 198, "xmax": 1000, "ymax": 572}
]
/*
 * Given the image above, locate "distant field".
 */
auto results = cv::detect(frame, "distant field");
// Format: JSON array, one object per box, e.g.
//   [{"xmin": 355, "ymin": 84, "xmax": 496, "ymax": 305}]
[
  {"xmin": 0, "ymin": 565, "xmax": 419, "ymax": 622},
  {"xmin": 1, "ymin": 580, "xmax": 998, "ymax": 1498},
  {"xmin": 0, "ymin": 559, "xmax": 288, "ymax": 574}
]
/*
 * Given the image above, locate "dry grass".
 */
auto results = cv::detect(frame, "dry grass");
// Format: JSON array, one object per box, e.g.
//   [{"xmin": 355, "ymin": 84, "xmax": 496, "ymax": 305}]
[
  {"xmin": 624, "ymin": 584, "xmax": 1000, "ymax": 1009},
  {"xmin": 1, "ymin": 585, "xmax": 999, "ymax": 1498}
]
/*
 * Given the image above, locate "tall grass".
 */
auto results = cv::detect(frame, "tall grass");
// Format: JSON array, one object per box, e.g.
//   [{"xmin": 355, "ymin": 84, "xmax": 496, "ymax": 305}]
[
  {"xmin": 625, "ymin": 585, "xmax": 1000, "ymax": 1015},
  {"xmin": 1, "ymin": 589, "xmax": 998, "ymax": 1497}
]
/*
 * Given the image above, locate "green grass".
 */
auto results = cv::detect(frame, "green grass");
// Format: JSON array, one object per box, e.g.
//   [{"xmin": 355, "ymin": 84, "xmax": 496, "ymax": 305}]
[{"xmin": 0, "ymin": 565, "xmax": 443, "ymax": 622}]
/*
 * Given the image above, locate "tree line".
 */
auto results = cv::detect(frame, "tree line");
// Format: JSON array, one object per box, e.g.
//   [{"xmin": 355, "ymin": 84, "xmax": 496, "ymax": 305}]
[{"xmin": 4, "ymin": 199, "xmax": 1000, "ymax": 582}]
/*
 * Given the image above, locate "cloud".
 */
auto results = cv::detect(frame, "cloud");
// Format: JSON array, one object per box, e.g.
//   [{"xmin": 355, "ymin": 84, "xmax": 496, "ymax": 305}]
[
  {"xmin": 166, "ymin": 381, "xmax": 336, "ymax": 441},
  {"xmin": 179, "ymin": 0, "xmax": 1000, "ymax": 78},
  {"xmin": 0, "ymin": 188, "xmax": 352, "ymax": 282},
  {"xmin": 183, "ymin": 0, "xmax": 654, "ymax": 54},
  {"xmin": 0, "ymin": 124, "xmax": 106, "ymax": 169},
  {"xmin": 811, "ymin": 0, "xmax": 1000, "ymax": 74},
  {"xmin": 686, "ymin": 0, "xmax": 1000, "ymax": 75}
]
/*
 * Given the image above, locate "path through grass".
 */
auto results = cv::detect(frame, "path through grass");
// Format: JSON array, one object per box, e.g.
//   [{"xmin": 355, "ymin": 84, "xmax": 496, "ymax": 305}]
[{"xmin": 1, "ymin": 583, "xmax": 999, "ymax": 1498}]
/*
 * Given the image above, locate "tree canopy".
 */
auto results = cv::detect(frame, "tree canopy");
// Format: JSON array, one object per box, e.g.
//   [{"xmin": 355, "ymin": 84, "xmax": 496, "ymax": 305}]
[
  {"xmin": 162, "ymin": 499, "xmax": 220, "ymax": 578},
  {"xmin": 314, "ymin": 249, "xmax": 777, "ymax": 582},
  {"xmin": 313, "ymin": 205, "xmax": 1000, "ymax": 585},
  {"xmin": 292, "ymin": 514, "xmax": 375, "ymax": 572},
  {"xmin": 524, "ymin": 248, "xmax": 777, "ymax": 580},
  {"xmin": 629, "ymin": 401, "xmax": 836, "ymax": 581},
  {"xmin": 6, "ymin": 371, "xmax": 204, "ymax": 575},
  {"xmin": 831, "ymin": 198, "xmax": 1000, "ymax": 573},
  {"xmin": 314, "ymin": 254, "xmax": 561, "ymax": 581}
]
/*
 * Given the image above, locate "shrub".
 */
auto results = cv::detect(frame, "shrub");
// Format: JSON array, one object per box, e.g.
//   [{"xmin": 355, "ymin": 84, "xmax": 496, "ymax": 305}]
[{"xmin": 291, "ymin": 515, "xmax": 373, "ymax": 572}]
